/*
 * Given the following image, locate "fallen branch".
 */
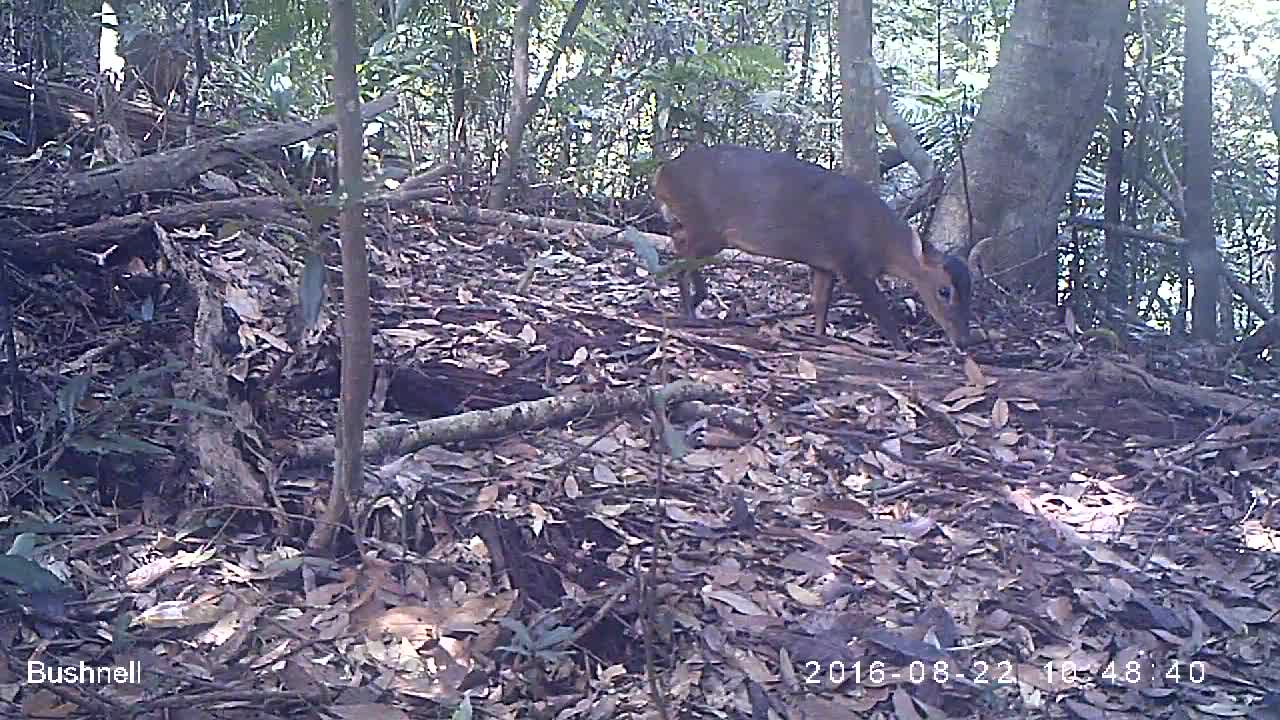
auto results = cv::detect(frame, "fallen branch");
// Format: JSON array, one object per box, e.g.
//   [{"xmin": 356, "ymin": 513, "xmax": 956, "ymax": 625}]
[
  {"xmin": 811, "ymin": 349, "xmax": 1269, "ymax": 424},
  {"xmin": 0, "ymin": 70, "xmax": 222, "ymax": 147},
  {"xmin": 4, "ymin": 196, "xmax": 307, "ymax": 259},
  {"xmin": 63, "ymin": 93, "xmax": 399, "ymax": 211},
  {"xmin": 288, "ymin": 380, "xmax": 727, "ymax": 467}
]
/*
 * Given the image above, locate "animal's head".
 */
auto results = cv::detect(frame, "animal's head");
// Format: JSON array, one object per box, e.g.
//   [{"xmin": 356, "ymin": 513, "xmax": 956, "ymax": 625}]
[{"xmin": 909, "ymin": 229, "xmax": 973, "ymax": 348}]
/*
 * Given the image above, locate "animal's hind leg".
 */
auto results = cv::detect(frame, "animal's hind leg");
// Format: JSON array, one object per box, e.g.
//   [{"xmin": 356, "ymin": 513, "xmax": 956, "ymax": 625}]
[{"xmin": 810, "ymin": 268, "xmax": 835, "ymax": 336}]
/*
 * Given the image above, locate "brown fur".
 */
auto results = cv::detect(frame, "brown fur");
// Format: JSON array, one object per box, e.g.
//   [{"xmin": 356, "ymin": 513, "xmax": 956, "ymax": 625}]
[
  {"xmin": 654, "ymin": 144, "xmax": 972, "ymax": 348},
  {"xmin": 122, "ymin": 32, "xmax": 189, "ymax": 107}
]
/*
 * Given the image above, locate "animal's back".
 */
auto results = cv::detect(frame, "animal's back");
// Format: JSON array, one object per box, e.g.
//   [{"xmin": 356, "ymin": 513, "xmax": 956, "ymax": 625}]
[{"xmin": 655, "ymin": 145, "xmax": 909, "ymax": 276}]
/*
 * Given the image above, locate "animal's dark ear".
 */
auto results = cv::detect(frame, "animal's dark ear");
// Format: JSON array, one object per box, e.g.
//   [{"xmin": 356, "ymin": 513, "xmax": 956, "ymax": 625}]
[{"xmin": 942, "ymin": 255, "xmax": 971, "ymax": 299}]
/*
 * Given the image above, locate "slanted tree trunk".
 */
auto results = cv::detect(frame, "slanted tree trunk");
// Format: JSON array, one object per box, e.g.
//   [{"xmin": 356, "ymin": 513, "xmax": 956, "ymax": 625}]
[
  {"xmin": 488, "ymin": 0, "xmax": 591, "ymax": 210},
  {"xmin": 838, "ymin": 0, "xmax": 876, "ymax": 181},
  {"xmin": 930, "ymin": 0, "xmax": 1126, "ymax": 301},
  {"xmin": 1183, "ymin": 0, "xmax": 1217, "ymax": 340},
  {"xmin": 872, "ymin": 62, "xmax": 934, "ymax": 181},
  {"xmin": 310, "ymin": 0, "xmax": 373, "ymax": 551},
  {"xmin": 1103, "ymin": 15, "xmax": 1129, "ymax": 312}
]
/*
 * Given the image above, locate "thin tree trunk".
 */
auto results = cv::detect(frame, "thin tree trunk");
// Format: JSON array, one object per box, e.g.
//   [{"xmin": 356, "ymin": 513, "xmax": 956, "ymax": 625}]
[
  {"xmin": 1270, "ymin": 66, "xmax": 1279, "ymax": 315},
  {"xmin": 488, "ymin": 0, "xmax": 535, "ymax": 210},
  {"xmin": 788, "ymin": 0, "xmax": 813, "ymax": 154},
  {"xmin": 1183, "ymin": 0, "xmax": 1217, "ymax": 339},
  {"xmin": 838, "ymin": 0, "xmax": 876, "ymax": 181},
  {"xmin": 488, "ymin": 0, "xmax": 591, "ymax": 210},
  {"xmin": 826, "ymin": 0, "xmax": 837, "ymax": 167},
  {"xmin": 447, "ymin": 0, "xmax": 470, "ymax": 187},
  {"xmin": 311, "ymin": 0, "xmax": 372, "ymax": 551}
]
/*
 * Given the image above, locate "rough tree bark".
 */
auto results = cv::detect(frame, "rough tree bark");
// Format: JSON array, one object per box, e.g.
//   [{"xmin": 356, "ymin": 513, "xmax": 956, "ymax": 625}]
[
  {"xmin": 488, "ymin": 0, "xmax": 591, "ymax": 210},
  {"xmin": 838, "ymin": 0, "xmax": 876, "ymax": 181},
  {"xmin": 1103, "ymin": 14, "xmax": 1129, "ymax": 311},
  {"xmin": 1183, "ymin": 0, "xmax": 1217, "ymax": 340},
  {"xmin": 310, "ymin": 0, "xmax": 373, "ymax": 551},
  {"xmin": 1270, "ymin": 64, "xmax": 1279, "ymax": 316},
  {"xmin": 929, "ymin": 0, "xmax": 1126, "ymax": 301}
]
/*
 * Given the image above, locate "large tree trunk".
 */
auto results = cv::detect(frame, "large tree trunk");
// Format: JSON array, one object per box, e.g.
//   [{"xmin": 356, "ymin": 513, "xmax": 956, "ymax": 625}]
[
  {"xmin": 1183, "ymin": 0, "xmax": 1217, "ymax": 340},
  {"xmin": 1272, "ymin": 67, "xmax": 1280, "ymax": 316},
  {"xmin": 1103, "ymin": 14, "xmax": 1129, "ymax": 312},
  {"xmin": 930, "ymin": 0, "xmax": 1126, "ymax": 301},
  {"xmin": 837, "ymin": 0, "xmax": 876, "ymax": 181}
]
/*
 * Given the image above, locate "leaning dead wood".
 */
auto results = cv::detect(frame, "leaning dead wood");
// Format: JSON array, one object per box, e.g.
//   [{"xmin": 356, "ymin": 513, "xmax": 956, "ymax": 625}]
[
  {"xmin": 63, "ymin": 93, "xmax": 398, "ymax": 210},
  {"xmin": 3, "ymin": 197, "xmax": 307, "ymax": 259},
  {"xmin": 0, "ymin": 70, "xmax": 221, "ymax": 146},
  {"xmin": 154, "ymin": 222, "xmax": 267, "ymax": 505},
  {"xmin": 1238, "ymin": 314, "xmax": 1280, "ymax": 357},
  {"xmin": 872, "ymin": 61, "xmax": 935, "ymax": 182},
  {"xmin": 289, "ymin": 380, "xmax": 728, "ymax": 467}
]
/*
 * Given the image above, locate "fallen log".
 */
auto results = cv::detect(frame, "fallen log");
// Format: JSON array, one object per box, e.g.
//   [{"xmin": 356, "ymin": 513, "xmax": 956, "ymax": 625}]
[
  {"xmin": 63, "ymin": 93, "xmax": 398, "ymax": 212},
  {"xmin": 0, "ymin": 70, "xmax": 221, "ymax": 146},
  {"xmin": 287, "ymin": 380, "xmax": 728, "ymax": 467},
  {"xmin": 8, "ymin": 163, "xmax": 445, "ymax": 261},
  {"xmin": 2, "ymin": 196, "xmax": 307, "ymax": 259},
  {"xmin": 154, "ymin": 221, "xmax": 267, "ymax": 505}
]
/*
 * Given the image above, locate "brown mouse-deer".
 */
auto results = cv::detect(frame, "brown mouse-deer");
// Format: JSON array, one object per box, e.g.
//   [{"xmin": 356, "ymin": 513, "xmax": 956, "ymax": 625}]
[
  {"xmin": 653, "ymin": 144, "xmax": 972, "ymax": 349},
  {"xmin": 121, "ymin": 31, "xmax": 189, "ymax": 107}
]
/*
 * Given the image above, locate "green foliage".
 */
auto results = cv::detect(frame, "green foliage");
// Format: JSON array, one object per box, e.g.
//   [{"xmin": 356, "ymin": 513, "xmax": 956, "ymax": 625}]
[
  {"xmin": 498, "ymin": 616, "xmax": 575, "ymax": 663},
  {"xmin": 0, "ymin": 362, "xmax": 225, "ymax": 508},
  {"xmin": 28, "ymin": 0, "xmax": 1275, "ymax": 339}
]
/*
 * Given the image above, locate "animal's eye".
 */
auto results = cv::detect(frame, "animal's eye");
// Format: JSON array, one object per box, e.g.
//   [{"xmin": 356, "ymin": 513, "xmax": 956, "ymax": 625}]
[{"xmin": 938, "ymin": 286, "xmax": 952, "ymax": 301}]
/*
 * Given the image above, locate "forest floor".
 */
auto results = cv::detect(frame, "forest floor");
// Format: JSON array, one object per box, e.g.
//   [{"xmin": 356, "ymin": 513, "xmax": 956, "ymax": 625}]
[{"xmin": 6, "ymin": 155, "xmax": 1280, "ymax": 719}]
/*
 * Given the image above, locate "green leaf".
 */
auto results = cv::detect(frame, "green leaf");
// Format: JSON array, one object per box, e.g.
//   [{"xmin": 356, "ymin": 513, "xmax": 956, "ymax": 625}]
[
  {"xmin": 115, "ymin": 362, "xmax": 185, "ymax": 399},
  {"xmin": 662, "ymin": 422, "xmax": 692, "ymax": 461},
  {"xmin": 69, "ymin": 433, "xmax": 171, "ymax": 456},
  {"xmin": 58, "ymin": 375, "xmax": 90, "ymax": 431},
  {"xmin": 536, "ymin": 624, "xmax": 574, "ymax": 649},
  {"xmin": 7, "ymin": 533, "xmax": 37, "ymax": 558},
  {"xmin": 151, "ymin": 398, "xmax": 234, "ymax": 418},
  {"xmin": 301, "ymin": 251, "xmax": 327, "ymax": 329},
  {"xmin": 655, "ymin": 255, "xmax": 719, "ymax": 282},
  {"xmin": 0, "ymin": 555, "xmax": 66, "ymax": 593},
  {"xmin": 626, "ymin": 226, "xmax": 662, "ymax": 274},
  {"xmin": 451, "ymin": 695, "xmax": 473, "ymax": 720}
]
